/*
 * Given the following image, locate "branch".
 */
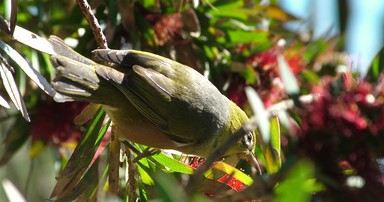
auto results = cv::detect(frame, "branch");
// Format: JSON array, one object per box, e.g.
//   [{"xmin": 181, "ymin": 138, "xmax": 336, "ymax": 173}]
[{"xmin": 75, "ymin": 0, "xmax": 108, "ymax": 49}]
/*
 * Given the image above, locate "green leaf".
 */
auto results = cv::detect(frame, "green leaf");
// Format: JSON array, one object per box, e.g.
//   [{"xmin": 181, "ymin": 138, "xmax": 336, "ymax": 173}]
[
  {"xmin": 0, "ymin": 116, "xmax": 30, "ymax": 166},
  {"xmin": 368, "ymin": 47, "xmax": 384, "ymax": 81},
  {"xmin": 151, "ymin": 153, "xmax": 195, "ymax": 175},
  {"xmin": 240, "ymin": 65, "xmax": 257, "ymax": 84},
  {"xmin": 208, "ymin": 1, "xmax": 260, "ymax": 21},
  {"xmin": 50, "ymin": 108, "xmax": 107, "ymax": 199},
  {"xmin": 137, "ymin": 157, "xmax": 155, "ymax": 185},
  {"xmin": 262, "ymin": 116, "xmax": 281, "ymax": 174},
  {"xmin": 54, "ymin": 152, "xmax": 108, "ymax": 202},
  {"xmin": 154, "ymin": 170, "xmax": 189, "ymax": 202},
  {"xmin": 274, "ymin": 159, "xmax": 316, "ymax": 202},
  {"xmin": 224, "ymin": 30, "xmax": 268, "ymax": 45}
]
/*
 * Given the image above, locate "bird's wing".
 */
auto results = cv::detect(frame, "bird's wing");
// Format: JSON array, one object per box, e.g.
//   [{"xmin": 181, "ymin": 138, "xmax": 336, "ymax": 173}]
[
  {"xmin": 99, "ymin": 64, "xmax": 222, "ymax": 145},
  {"xmin": 93, "ymin": 49, "xmax": 228, "ymax": 144},
  {"xmin": 50, "ymin": 36, "xmax": 95, "ymax": 65}
]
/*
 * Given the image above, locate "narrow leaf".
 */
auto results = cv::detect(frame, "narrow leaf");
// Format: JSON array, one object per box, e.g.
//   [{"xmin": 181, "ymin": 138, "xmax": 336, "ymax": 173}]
[
  {"xmin": 137, "ymin": 158, "xmax": 155, "ymax": 185},
  {"xmin": 51, "ymin": 109, "xmax": 107, "ymax": 198},
  {"xmin": 262, "ymin": 116, "xmax": 281, "ymax": 174},
  {"xmin": 0, "ymin": 63, "xmax": 30, "ymax": 121},
  {"xmin": 0, "ymin": 116, "xmax": 30, "ymax": 165},
  {"xmin": 73, "ymin": 103, "xmax": 101, "ymax": 126},
  {"xmin": 0, "ymin": 94, "xmax": 10, "ymax": 108},
  {"xmin": 2, "ymin": 179, "xmax": 26, "ymax": 202},
  {"xmin": 0, "ymin": 16, "xmax": 10, "ymax": 34},
  {"xmin": 277, "ymin": 55, "xmax": 299, "ymax": 95},
  {"xmin": 245, "ymin": 87, "xmax": 270, "ymax": 143},
  {"xmin": 151, "ymin": 153, "xmax": 195, "ymax": 174},
  {"xmin": 0, "ymin": 40, "xmax": 55, "ymax": 96},
  {"xmin": 11, "ymin": 25, "xmax": 55, "ymax": 54},
  {"xmin": 211, "ymin": 162, "xmax": 253, "ymax": 186},
  {"xmin": 270, "ymin": 116, "xmax": 281, "ymax": 165},
  {"xmin": 54, "ymin": 151, "xmax": 108, "ymax": 202},
  {"xmin": 9, "ymin": 0, "xmax": 18, "ymax": 35}
]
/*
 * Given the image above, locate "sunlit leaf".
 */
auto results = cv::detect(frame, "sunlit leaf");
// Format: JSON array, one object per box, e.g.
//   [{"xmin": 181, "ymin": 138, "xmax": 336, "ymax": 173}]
[
  {"xmin": 245, "ymin": 87, "xmax": 270, "ymax": 143},
  {"xmin": 218, "ymin": 30, "xmax": 268, "ymax": 46},
  {"xmin": 12, "ymin": 25, "xmax": 55, "ymax": 54},
  {"xmin": 208, "ymin": 1, "xmax": 260, "ymax": 21},
  {"xmin": 262, "ymin": 116, "xmax": 281, "ymax": 174},
  {"xmin": 211, "ymin": 161, "xmax": 253, "ymax": 186},
  {"xmin": 137, "ymin": 157, "xmax": 155, "ymax": 185},
  {"xmin": 277, "ymin": 55, "xmax": 299, "ymax": 96},
  {"xmin": 0, "ymin": 94, "xmax": 10, "ymax": 108},
  {"xmin": 0, "ymin": 40, "xmax": 55, "ymax": 96},
  {"xmin": 2, "ymin": 179, "xmax": 26, "ymax": 202},
  {"xmin": 0, "ymin": 63, "xmax": 30, "ymax": 121},
  {"xmin": 152, "ymin": 152, "xmax": 195, "ymax": 174}
]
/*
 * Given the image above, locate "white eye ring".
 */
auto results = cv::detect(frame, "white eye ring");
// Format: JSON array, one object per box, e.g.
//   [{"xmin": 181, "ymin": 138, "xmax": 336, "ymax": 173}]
[{"xmin": 243, "ymin": 132, "xmax": 254, "ymax": 150}]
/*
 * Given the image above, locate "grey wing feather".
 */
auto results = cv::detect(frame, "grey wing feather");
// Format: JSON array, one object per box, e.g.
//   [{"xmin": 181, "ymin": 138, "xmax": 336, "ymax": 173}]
[{"xmin": 49, "ymin": 36, "xmax": 95, "ymax": 65}]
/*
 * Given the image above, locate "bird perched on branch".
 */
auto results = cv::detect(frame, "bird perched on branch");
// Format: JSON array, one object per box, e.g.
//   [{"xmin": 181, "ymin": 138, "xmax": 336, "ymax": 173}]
[{"xmin": 48, "ymin": 36, "xmax": 259, "ymax": 171}]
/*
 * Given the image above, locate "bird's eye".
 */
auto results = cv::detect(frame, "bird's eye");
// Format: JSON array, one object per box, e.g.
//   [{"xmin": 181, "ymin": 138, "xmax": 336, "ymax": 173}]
[{"xmin": 243, "ymin": 132, "xmax": 254, "ymax": 151}]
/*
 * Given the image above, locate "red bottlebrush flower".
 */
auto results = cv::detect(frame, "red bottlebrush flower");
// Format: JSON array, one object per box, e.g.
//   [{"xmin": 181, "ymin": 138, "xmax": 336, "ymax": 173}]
[
  {"xmin": 31, "ymin": 99, "xmax": 87, "ymax": 145},
  {"xmin": 227, "ymin": 78, "xmax": 248, "ymax": 107},
  {"xmin": 298, "ymin": 73, "xmax": 384, "ymax": 200},
  {"xmin": 246, "ymin": 48, "xmax": 279, "ymax": 72},
  {"xmin": 218, "ymin": 174, "xmax": 247, "ymax": 192},
  {"xmin": 146, "ymin": 13, "xmax": 183, "ymax": 45},
  {"xmin": 189, "ymin": 156, "xmax": 205, "ymax": 169},
  {"xmin": 246, "ymin": 47, "xmax": 305, "ymax": 75},
  {"xmin": 227, "ymin": 46, "xmax": 306, "ymax": 109}
]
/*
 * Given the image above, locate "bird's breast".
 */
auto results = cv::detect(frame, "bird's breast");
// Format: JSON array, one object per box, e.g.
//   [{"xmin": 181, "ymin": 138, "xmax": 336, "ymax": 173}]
[{"xmin": 102, "ymin": 105, "xmax": 180, "ymax": 149}]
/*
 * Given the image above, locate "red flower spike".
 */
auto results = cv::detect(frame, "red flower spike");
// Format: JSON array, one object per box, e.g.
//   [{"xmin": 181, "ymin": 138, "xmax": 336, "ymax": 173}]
[
  {"xmin": 31, "ymin": 99, "xmax": 87, "ymax": 145},
  {"xmin": 146, "ymin": 13, "xmax": 183, "ymax": 45},
  {"xmin": 218, "ymin": 174, "xmax": 247, "ymax": 192}
]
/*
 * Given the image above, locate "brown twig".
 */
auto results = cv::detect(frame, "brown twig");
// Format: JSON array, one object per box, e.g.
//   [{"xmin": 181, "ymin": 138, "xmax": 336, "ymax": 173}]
[
  {"xmin": 126, "ymin": 146, "xmax": 138, "ymax": 201},
  {"xmin": 75, "ymin": 0, "xmax": 108, "ymax": 49},
  {"xmin": 108, "ymin": 123, "xmax": 120, "ymax": 195}
]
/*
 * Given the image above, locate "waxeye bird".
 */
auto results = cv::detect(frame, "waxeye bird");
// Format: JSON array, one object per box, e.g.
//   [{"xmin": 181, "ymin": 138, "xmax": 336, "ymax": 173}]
[{"xmin": 48, "ymin": 36, "xmax": 259, "ymax": 170}]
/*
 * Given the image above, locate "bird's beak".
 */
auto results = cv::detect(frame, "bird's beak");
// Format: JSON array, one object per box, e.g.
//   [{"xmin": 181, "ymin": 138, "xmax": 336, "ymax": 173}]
[{"xmin": 244, "ymin": 152, "xmax": 262, "ymax": 175}]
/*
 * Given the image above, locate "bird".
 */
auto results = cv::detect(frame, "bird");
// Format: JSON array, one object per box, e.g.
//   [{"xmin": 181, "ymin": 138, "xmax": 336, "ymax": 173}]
[{"xmin": 48, "ymin": 35, "xmax": 259, "ymax": 171}]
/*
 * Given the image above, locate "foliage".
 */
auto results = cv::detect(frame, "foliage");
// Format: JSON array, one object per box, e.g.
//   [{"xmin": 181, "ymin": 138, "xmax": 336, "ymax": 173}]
[{"xmin": 0, "ymin": 0, "xmax": 383, "ymax": 201}]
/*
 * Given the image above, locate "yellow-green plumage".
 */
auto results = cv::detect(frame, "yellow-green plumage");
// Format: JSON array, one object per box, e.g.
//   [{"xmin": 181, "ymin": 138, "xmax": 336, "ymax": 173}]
[{"xmin": 49, "ymin": 36, "xmax": 256, "ymax": 164}]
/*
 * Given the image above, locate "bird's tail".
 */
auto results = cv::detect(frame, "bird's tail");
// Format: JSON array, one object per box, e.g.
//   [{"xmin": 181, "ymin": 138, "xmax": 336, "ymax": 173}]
[{"xmin": 49, "ymin": 36, "xmax": 118, "ymax": 105}]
